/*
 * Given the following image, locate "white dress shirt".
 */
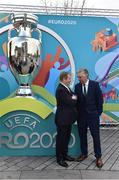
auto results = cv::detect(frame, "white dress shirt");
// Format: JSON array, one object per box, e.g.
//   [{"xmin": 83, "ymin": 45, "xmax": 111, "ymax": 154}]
[{"xmin": 82, "ymin": 79, "xmax": 89, "ymax": 95}]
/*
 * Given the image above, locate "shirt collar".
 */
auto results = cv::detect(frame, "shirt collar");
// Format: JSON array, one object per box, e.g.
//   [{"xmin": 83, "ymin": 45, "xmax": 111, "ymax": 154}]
[
  {"xmin": 82, "ymin": 79, "xmax": 89, "ymax": 86},
  {"xmin": 85, "ymin": 79, "xmax": 89, "ymax": 86}
]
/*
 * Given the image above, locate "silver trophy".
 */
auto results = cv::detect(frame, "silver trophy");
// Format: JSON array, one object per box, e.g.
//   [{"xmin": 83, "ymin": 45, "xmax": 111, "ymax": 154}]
[{"xmin": 8, "ymin": 13, "xmax": 42, "ymax": 97}]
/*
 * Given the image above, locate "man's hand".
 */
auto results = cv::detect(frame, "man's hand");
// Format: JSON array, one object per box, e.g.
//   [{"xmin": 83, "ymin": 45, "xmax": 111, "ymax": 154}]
[{"xmin": 72, "ymin": 95, "xmax": 77, "ymax": 100}]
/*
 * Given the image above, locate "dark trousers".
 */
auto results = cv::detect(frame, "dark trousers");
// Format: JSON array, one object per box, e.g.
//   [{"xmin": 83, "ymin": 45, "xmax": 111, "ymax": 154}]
[
  {"xmin": 78, "ymin": 115, "xmax": 102, "ymax": 158},
  {"xmin": 56, "ymin": 125, "xmax": 71, "ymax": 161}
]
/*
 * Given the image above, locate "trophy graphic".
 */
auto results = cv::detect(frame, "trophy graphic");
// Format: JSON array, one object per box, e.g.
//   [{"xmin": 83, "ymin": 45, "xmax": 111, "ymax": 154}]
[{"xmin": 8, "ymin": 13, "xmax": 42, "ymax": 97}]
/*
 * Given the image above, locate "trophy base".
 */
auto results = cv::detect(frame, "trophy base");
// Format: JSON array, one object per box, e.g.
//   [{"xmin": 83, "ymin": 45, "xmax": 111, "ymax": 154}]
[{"xmin": 16, "ymin": 85, "xmax": 33, "ymax": 97}]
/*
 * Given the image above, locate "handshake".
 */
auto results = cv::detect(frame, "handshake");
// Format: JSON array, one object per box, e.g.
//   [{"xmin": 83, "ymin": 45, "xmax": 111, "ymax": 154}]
[{"xmin": 72, "ymin": 94, "xmax": 77, "ymax": 100}]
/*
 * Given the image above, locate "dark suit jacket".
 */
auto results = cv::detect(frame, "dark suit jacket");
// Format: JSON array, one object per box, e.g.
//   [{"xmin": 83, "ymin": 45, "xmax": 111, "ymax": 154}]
[
  {"xmin": 75, "ymin": 80, "xmax": 103, "ymax": 119},
  {"xmin": 55, "ymin": 83, "xmax": 77, "ymax": 126}
]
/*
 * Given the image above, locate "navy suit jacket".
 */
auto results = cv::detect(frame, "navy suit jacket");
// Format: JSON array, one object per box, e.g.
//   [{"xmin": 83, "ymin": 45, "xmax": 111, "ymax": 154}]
[
  {"xmin": 55, "ymin": 83, "xmax": 77, "ymax": 126},
  {"xmin": 75, "ymin": 80, "xmax": 103, "ymax": 119}
]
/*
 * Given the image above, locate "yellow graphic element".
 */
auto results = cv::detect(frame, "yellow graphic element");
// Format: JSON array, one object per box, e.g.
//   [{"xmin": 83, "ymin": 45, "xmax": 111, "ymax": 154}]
[
  {"xmin": 0, "ymin": 97, "xmax": 53, "ymax": 119},
  {"xmin": 32, "ymin": 85, "xmax": 56, "ymax": 106},
  {"xmin": 2, "ymin": 42, "xmax": 7, "ymax": 56},
  {"xmin": 2, "ymin": 85, "xmax": 56, "ymax": 106},
  {"xmin": 103, "ymin": 103, "xmax": 119, "ymax": 111},
  {"xmin": 0, "ymin": 14, "xmax": 9, "ymax": 22}
]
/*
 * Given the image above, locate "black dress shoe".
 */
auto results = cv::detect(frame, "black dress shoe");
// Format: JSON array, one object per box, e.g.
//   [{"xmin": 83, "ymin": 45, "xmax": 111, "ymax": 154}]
[
  {"xmin": 64, "ymin": 155, "xmax": 75, "ymax": 161},
  {"xmin": 57, "ymin": 159, "xmax": 68, "ymax": 167}
]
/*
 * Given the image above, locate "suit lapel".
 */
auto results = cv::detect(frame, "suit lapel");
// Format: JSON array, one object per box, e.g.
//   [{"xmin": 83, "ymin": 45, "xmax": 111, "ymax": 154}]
[
  {"xmin": 60, "ymin": 83, "xmax": 71, "ymax": 94},
  {"xmin": 79, "ymin": 83, "xmax": 83, "ymax": 95}
]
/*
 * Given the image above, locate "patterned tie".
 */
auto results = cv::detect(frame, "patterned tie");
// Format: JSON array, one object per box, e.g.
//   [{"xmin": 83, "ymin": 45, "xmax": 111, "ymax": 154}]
[{"xmin": 83, "ymin": 84, "xmax": 86, "ymax": 96}]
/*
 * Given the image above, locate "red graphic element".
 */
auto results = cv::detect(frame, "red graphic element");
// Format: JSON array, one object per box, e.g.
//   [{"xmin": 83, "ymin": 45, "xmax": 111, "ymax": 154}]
[
  {"xmin": 33, "ymin": 46, "xmax": 62, "ymax": 87},
  {"xmin": 58, "ymin": 57, "xmax": 70, "ymax": 70},
  {"xmin": 92, "ymin": 28, "xmax": 118, "ymax": 52},
  {"xmin": 103, "ymin": 88, "xmax": 118, "ymax": 101}
]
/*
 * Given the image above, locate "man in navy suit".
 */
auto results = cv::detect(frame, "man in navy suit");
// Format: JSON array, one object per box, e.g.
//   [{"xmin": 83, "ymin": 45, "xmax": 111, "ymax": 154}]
[
  {"xmin": 55, "ymin": 72, "xmax": 77, "ymax": 167},
  {"xmin": 75, "ymin": 69, "xmax": 103, "ymax": 168}
]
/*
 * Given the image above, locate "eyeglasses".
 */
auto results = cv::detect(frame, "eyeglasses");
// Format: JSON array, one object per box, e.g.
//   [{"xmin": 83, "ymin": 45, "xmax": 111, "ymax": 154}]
[{"xmin": 77, "ymin": 76, "xmax": 82, "ymax": 78}]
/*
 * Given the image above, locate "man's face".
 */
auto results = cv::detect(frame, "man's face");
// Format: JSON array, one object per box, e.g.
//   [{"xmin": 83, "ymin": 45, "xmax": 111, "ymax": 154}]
[
  {"xmin": 77, "ymin": 72, "xmax": 88, "ymax": 84},
  {"xmin": 63, "ymin": 74, "xmax": 71, "ymax": 86}
]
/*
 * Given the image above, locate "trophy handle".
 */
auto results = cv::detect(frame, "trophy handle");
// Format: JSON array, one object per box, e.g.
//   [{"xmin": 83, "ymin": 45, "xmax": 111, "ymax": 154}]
[
  {"xmin": 8, "ymin": 28, "xmax": 18, "ymax": 41},
  {"xmin": 32, "ymin": 28, "xmax": 42, "ymax": 44}
]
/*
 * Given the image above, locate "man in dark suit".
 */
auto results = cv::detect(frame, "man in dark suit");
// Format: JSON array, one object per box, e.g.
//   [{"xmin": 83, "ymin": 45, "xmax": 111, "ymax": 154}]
[
  {"xmin": 55, "ymin": 72, "xmax": 77, "ymax": 167},
  {"xmin": 75, "ymin": 69, "xmax": 103, "ymax": 168}
]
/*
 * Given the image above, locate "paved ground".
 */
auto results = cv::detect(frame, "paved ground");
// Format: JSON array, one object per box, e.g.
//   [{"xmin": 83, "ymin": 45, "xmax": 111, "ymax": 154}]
[{"xmin": 0, "ymin": 128, "xmax": 119, "ymax": 179}]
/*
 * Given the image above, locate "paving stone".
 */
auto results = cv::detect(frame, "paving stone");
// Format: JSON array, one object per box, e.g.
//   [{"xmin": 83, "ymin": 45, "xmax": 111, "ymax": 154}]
[
  {"xmin": 67, "ymin": 162, "xmax": 79, "ymax": 169},
  {"xmin": 6, "ymin": 161, "xmax": 18, "ymax": 167},
  {"xmin": 5, "ymin": 157, "xmax": 18, "ymax": 163},
  {"xmin": 28, "ymin": 159, "xmax": 45, "ymax": 169},
  {"xmin": 16, "ymin": 158, "xmax": 37, "ymax": 167},
  {"xmin": 0, "ymin": 171, "xmax": 21, "ymax": 179},
  {"xmin": 20, "ymin": 166, "xmax": 33, "ymax": 171},
  {"xmin": 6, "ymin": 165, "xmax": 21, "ymax": 171},
  {"xmin": 81, "ymin": 169, "xmax": 119, "ymax": 179},
  {"xmin": 20, "ymin": 169, "xmax": 81, "ymax": 179},
  {"xmin": 34, "ymin": 163, "xmax": 48, "ymax": 170},
  {"xmin": 0, "ymin": 161, "xmax": 7, "ymax": 167},
  {"xmin": 111, "ymin": 156, "xmax": 119, "ymax": 170},
  {"xmin": 0, "ymin": 157, "xmax": 9, "ymax": 161},
  {"xmin": 74, "ymin": 162, "xmax": 88, "ymax": 170},
  {"xmin": 0, "ymin": 165, "xmax": 8, "ymax": 171},
  {"xmin": 45, "ymin": 163, "xmax": 57, "ymax": 169},
  {"xmin": 44, "ymin": 157, "xmax": 56, "ymax": 165}
]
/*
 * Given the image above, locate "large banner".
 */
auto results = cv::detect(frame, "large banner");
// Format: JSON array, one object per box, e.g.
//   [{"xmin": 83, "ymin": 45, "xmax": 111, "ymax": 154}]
[{"xmin": 0, "ymin": 13, "xmax": 119, "ymax": 155}]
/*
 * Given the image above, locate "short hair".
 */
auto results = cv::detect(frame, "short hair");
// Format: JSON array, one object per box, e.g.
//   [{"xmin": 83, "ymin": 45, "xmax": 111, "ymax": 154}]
[
  {"xmin": 59, "ymin": 72, "xmax": 70, "ymax": 81},
  {"xmin": 78, "ymin": 68, "xmax": 89, "ymax": 78}
]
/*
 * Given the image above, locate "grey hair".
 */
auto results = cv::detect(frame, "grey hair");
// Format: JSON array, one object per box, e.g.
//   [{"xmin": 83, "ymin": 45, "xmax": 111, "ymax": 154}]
[{"xmin": 78, "ymin": 68, "xmax": 89, "ymax": 78}]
